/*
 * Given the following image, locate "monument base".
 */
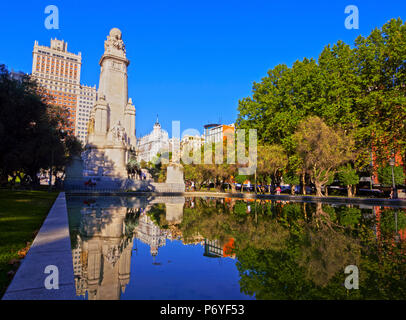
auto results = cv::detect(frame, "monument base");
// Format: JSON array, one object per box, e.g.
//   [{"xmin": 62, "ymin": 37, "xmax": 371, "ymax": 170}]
[{"xmin": 82, "ymin": 143, "xmax": 130, "ymax": 178}]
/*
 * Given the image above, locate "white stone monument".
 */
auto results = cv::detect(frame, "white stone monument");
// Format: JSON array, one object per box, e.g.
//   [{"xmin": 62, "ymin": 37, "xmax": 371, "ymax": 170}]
[{"xmin": 83, "ymin": 28, "xmax": 136, "ymax": 177}]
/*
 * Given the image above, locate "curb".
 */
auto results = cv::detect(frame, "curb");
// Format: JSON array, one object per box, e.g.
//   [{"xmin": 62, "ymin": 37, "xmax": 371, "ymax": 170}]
[{"xmin": 2, "ymin": 192, "xmax": 76, "ymax": 300}]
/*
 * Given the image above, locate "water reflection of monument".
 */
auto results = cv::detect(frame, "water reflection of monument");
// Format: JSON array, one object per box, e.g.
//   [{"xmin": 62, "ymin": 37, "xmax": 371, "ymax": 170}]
[
  {"xmin": 72, "ymin": 204, "xmax": 138, "ymax": 300},
  {"xmin": 71, "ymin": 197, "xmax": 186, "ymax": 299}
]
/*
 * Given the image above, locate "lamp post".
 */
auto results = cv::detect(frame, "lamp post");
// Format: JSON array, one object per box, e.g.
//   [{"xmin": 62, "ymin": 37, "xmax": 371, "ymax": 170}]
[
  {"xmin": 49, "ymin": 148, "xmax": 54, "ymax": 192},
  {"xmin": 389, "ymin": 157, "xmax": 397, "ymax": 199}
]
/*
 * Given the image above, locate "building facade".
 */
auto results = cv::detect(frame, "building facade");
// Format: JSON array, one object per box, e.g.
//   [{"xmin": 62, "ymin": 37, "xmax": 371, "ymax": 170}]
[
  {"xmin": 204, "ymin": 123, "xmax": 235, "ymax": 144},
  {"xmin": 76, "ymin": 85, "xmax": 97, "ymax": 143},
  {"xmin": 31, "ymin": 38, "xmax": 96, "ymax": 141},
  {"xmin": 137, "ymin": 118, "xmax": 170, "ymax": 163}
]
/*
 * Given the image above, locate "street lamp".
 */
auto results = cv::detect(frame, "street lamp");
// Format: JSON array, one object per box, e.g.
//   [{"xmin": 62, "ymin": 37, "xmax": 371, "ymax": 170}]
[{"xmin": 389, "ymin": 157, "xmax": 398, "ymax": 199}]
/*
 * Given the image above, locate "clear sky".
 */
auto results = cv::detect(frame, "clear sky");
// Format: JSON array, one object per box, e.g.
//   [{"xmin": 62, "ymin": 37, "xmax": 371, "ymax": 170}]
[{"xmin": 1, "ymin": 0, "xmax": 405, "ymax": 137}]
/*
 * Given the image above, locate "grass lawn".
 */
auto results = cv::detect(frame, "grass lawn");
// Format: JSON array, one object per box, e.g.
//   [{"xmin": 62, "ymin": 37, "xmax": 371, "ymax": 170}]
[{"xmin": 0, "ymin": 190, "xmax": 58, "ymax": 297}]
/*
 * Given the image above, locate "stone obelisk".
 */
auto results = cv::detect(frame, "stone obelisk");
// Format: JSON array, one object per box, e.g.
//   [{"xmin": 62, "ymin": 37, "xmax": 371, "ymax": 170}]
[{"xmin": 83, "ymin": 28, "xmax": 136, "ymax": 177}]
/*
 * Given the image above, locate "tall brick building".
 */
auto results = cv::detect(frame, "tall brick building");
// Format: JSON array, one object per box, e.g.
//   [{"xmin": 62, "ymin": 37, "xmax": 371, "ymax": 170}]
[{"xmin": 31, "ymin": 38, "xmax": 96, "ymax": 142}]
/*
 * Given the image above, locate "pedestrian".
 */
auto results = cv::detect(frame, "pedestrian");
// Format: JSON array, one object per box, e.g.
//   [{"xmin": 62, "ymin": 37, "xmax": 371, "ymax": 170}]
[{"xmin": 276, "ymin": 185, "xmax": 281, "ymax": 195}]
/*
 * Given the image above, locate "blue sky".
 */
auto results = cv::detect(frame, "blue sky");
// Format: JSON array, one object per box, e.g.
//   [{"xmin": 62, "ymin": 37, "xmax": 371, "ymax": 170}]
[{"xmin": 1, "ymin": 1, "xmax": 405, "ymax": 137}]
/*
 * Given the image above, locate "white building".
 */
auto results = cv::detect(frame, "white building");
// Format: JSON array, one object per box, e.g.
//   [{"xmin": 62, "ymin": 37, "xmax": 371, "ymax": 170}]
[
  {"xmin": 204, "ymin": 123, "xmax": 235, "ymax": 144},
  {"xmin": 76, "ymin": 85, "xmax": 97, "ymax": 144},
  {"xmin": 137, "ymin": 117, "xmax": 170, "ymax": 163},
  {"xmin": 181, "ymin": 134, "xmax": 204, "ymax": 154}
]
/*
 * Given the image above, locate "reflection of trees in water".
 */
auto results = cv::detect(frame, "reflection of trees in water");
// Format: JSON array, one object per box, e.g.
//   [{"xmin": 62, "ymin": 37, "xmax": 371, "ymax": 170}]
[
  {"xmin": 147, "ymin": 203, "xmax": 168, "ymax": 229},
  {"xmin": 297, "ymin": 203, "xmax": 361, "ymax": 287},
  {"xmin": 182, "ymin": 198, "xmax": 406, "ymax": 299}
]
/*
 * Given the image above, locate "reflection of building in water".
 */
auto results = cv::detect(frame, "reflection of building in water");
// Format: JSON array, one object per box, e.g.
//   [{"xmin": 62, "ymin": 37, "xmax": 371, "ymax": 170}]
[
  {"xmin": 204, "ymin": 238, "xmax": 235, "ymax": 259},
  {"xmin": 72, "ymin": 205, "xmax": 138, "ymax": 300},
  {"xmin": 136, "ymin": 212, "xmax": 168, "ymax": 256}
]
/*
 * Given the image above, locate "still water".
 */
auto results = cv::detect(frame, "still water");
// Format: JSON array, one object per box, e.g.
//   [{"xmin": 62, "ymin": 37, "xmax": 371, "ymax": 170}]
[{"xmin": 66, "ymin": 196, "xmax": 406, "ymax": 300}]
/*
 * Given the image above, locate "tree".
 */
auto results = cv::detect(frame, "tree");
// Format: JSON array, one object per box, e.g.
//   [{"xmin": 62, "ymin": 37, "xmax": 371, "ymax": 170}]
[
  {"xmin": 236, "ymin": 18, "xmax": 406, "ymax": 175},
  {"xmin": 0, "ymin": 64, "xmax": 82, "ymax": 187},
  {"xmin": 353, "ymin": 19, "xmax": 406, "ymax": 166},
  {"xmin": 293, "ymin": 116, "xmax": 355, "ymax": 196},
  {"xmin": 283, "ymin": 171, "xmax": 300, "ymax": 195},
  {"xmin": 378, "ymin": 165, "xmax": 406, "ymax": 186},
  {"xmin": 183, "ymin": 162, "xmax": 210, "ymax": 191},
  {"xmin": 256, "ymin": 145, "xmax": 287, "ymax": 189},
  {"xmin": 126, "ymin": 156, "xmax": 141, "ymax": 179},
  {"xmin": 337, "ymin": 164, "xmax": 360, "ymax": 197}
]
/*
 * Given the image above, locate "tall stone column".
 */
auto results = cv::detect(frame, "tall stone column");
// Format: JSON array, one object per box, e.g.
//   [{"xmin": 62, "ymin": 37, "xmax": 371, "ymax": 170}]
[
  {"xmin": 94, "ymin": 97, "xmax": 108, "ymax": 134},
  {"xmin": 124, "ymin": 98, "xmax": 136, "ymax": 144},
  {"xmin": 83, "ymin": 28, "xmax": 136, "ymax": 178}
]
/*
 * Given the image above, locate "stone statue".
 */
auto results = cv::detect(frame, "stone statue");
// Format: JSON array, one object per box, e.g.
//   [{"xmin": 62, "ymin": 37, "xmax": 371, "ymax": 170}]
[
  {"xmin": 87, "ymin": 117, "xmax": 95, "ymax": 134},
  {"xmin": 104, "ymin": 28, "xmax": 126, "ymax": 54}
]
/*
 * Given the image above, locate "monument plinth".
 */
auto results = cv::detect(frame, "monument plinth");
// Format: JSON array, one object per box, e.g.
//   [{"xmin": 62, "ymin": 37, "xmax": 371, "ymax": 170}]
[{"xmin": 83, "ymin": 28, "xmax": 136, "ymax": 177}]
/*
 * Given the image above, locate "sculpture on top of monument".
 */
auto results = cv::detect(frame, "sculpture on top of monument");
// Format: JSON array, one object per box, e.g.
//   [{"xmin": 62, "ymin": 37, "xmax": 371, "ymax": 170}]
[
  {"xmin": 104, "ymin": 28, "xmax": 126, "ymax": 54},
  {"xmin": 82, "ymin": 28, "xmax": 136, "ymax": 177}
]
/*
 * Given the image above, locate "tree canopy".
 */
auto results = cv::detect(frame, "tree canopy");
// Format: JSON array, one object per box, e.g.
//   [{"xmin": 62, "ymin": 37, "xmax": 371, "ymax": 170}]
[
  {"xmin": 236, "ymin": 18, "xmax": 406, "ymax": 173},
  {"xmin": 0, "ymin": 64, "xmax": 82, "ymax": 186}
]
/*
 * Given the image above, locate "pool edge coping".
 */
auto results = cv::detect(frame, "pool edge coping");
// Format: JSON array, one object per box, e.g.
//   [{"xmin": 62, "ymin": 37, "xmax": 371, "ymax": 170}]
[{"xmin": 2, "ymin": 192, "xmax": 77, "ymax": 300}]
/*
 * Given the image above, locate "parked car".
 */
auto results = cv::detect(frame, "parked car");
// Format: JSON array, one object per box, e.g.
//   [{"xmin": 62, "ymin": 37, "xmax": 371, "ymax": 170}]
[{"xmin": 357, "ymin": 188, "xmax": 385, "ymax": 198}]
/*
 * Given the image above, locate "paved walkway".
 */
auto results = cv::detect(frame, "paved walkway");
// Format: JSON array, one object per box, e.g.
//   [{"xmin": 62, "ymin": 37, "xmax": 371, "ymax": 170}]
[{"xmin": 2, "ymin": 192, "xmax": 76, "ymax": 300}]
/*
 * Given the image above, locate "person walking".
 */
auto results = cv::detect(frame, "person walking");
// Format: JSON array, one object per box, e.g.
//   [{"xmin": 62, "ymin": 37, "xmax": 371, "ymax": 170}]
[{"xmin": 276, "ymin": 185, "xmax": 281, "ymax": 195}]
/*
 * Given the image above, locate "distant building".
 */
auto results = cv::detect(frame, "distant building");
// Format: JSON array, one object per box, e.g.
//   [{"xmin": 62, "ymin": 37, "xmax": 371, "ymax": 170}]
[
  {"xmin": 9, "ymin": 69, "xmax": 25, "ymax": 82},
  {"xmin": 76, "ymin": 84, "xmax": 97, "ymax": 143},
  {"xmin": 181, "ymin": 134, "xmax": 204, "ymax": 152},
  {"xmin": 137, "ymin": 117, "xmax": 170, "ymax": 163},
  {"xmin": 204, "ymin": 123, "xmax": 235, "ymax": 144},
  {"xmin": 31, "ymin": 38, "xmax": 96, "ymax": 140}
]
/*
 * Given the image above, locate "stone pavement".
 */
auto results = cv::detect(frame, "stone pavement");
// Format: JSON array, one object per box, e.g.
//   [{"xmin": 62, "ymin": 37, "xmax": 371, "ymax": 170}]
[{"xmin": 2, "ymin": 192, "xmax": 76, "ymax": 300}]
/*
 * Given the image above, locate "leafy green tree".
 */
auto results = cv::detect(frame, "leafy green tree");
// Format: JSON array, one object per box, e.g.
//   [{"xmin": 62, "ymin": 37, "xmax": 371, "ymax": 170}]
[
  {"xmin": 293, "ymin": 116, "xmax": 355, "ymax": 196},
  {"xmin": 378, "ymin": 165, "xmax": 406, "ymax": 186},
  {"xmin": 236, "ymin": 18, "xmax": 406, "ymax": 176},
  {"xmin": 256, "ymin": 145, "xmax": 287, "ymax": 188},
  {"xmin": 0, "ymin": 64, "xmax": 82, "ymax": 187},
  {"xmin": 283, "ymin": 171, "xmax": 300, "ymax": 195},
  {"xmin": 353, "ymin": 19, "xmax": 406, "ymax": 166},
  {"xmin": 337, "ymin": 164, "xmax": 360, "ymax": 197}
]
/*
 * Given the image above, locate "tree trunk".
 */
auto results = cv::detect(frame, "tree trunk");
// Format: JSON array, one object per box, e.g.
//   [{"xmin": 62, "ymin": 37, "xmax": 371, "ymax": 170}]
[
  {"xmin": 230, "ymin": 183, "xmax": 236, "ymax": 193},
  {"xmin": 347, "ymin": 185, "xmax": 353, "ymax": 198},
  {"xmin": 315, "ymin": 181, "xmax": 323, "ymax": 197},
  {"xmin": 301, "ymin": 173, "xmax": 307, "ymax": 195},
  {"xmin": 291, "ymin": 185, "xmax": 295, "ymax": 195},
  {"xmin": 324, "ymin": 186, "xmax": 328, "ymax": 197}
]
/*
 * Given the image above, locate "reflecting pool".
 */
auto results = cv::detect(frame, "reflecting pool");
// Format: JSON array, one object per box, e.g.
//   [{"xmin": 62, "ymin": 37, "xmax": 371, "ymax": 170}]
[{"xmin": 66, "ymin": 196, "xmax": 406, "ymax": 300}]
